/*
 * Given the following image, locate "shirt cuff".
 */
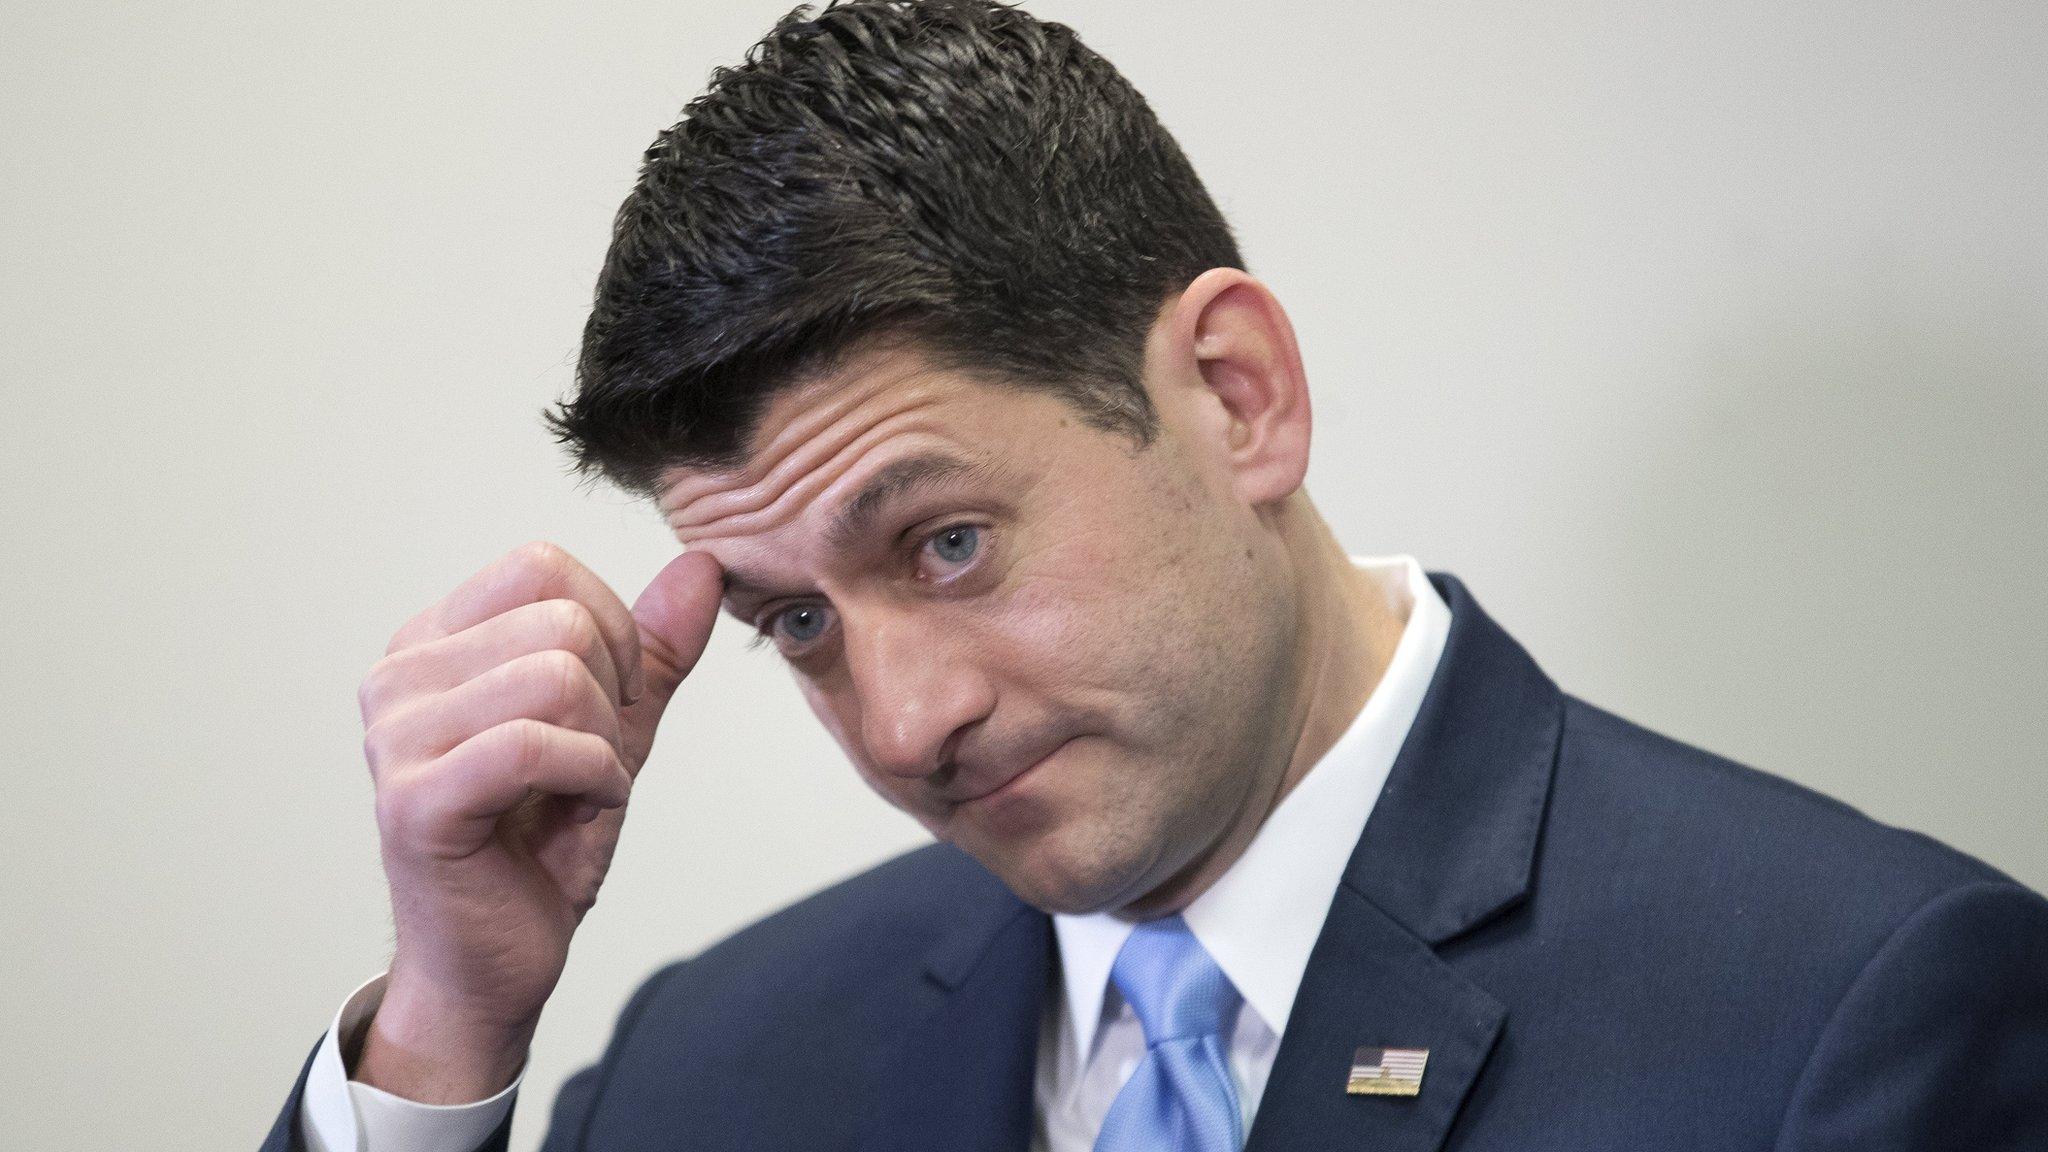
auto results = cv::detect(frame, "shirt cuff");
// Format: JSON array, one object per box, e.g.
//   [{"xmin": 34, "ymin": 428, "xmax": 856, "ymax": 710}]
[{"xmin": 299, "ymin": 972, "xmax": 524, "ymax": 1152}]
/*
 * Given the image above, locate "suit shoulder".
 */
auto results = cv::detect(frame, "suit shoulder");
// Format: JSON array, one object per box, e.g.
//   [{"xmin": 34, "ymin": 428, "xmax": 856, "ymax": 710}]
[
  {"xmin": 1775, "ymin": 878, "xmax": 2048, "ymax": 1146},
  {"xmin": 625, "ymin": 840, "xmax": 1013, "ymax": 1008},
  {"xmin": 555, "ymin": 847, "xmax": 1031, "ymax": 1143},
  {"xmin": 1552, "ymin": 697, "xmax": 2019, "ymax": 921},
  {"xmin": 574, "ymin": 840, "xmax": 1022, "ymax": 1138},
  {"xmin": 707, "ymin": 839, "xmax": 1006, "ymax": 963}
]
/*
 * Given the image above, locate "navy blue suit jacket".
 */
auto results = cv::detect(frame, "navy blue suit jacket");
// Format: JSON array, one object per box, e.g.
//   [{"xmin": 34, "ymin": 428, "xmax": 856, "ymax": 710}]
[{"xmin": 263, "ymin": 573, "xmax": 2048, "ymax": 1150}]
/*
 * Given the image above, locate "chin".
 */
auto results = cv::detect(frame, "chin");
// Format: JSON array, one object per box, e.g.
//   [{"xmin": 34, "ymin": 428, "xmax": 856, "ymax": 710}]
[{"xmin": 965, "ymin": 819, "xmax": 1155, "ymax": 916}]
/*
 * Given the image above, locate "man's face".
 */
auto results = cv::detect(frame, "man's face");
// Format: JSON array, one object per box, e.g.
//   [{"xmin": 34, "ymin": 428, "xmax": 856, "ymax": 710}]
[{"xmin": 659, "ymin": 335, "xmax": 1301, "ymax": 915}]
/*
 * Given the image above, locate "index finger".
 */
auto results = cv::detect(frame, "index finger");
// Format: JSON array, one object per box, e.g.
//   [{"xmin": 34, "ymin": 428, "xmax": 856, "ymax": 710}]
[{"xmin": 388, "ymin": 541, "xmax": 645, "ymax": 704}]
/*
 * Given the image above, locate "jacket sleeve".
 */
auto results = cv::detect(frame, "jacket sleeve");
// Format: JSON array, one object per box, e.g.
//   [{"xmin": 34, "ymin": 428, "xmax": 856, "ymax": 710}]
[
  {"xmin": 256, "ymin": 1033, "xmax": 516, "ymax": 1152},
  {"xmin": 258, "ymin": 960, "xmax": 684, "ymax": 1152},
  {"xmin": 1775, "ymin": 879, "xmax": 2048, "ymax": 1150},
  {"xmin": 257, "ymin": 1040, "xmax": 324, "ymax": 1152}
]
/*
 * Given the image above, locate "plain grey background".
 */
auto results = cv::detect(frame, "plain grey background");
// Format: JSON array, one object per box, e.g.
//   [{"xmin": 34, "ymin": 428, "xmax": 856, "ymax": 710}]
[{"xmin": 3, "ymin": 2, "xmax": 2042, "ymax": 1148}]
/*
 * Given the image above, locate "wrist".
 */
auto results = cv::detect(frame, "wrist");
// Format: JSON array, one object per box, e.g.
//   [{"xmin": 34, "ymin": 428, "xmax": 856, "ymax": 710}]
[{"xmin": 352, "ymin": 975, "xmax": 539, "ymax": 1105}]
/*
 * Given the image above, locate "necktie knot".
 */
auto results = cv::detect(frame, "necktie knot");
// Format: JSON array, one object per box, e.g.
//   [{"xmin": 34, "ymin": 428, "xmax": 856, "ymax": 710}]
[{"xmin": 1109, "ymin": 915, "xmax": 1243, "ymax": 1046}]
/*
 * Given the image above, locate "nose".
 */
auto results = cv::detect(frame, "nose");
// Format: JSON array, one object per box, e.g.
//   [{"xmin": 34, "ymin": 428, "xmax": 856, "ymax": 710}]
[{"xmin": 844, "ymin": 607, "xmax": 996, "ymax": 782}]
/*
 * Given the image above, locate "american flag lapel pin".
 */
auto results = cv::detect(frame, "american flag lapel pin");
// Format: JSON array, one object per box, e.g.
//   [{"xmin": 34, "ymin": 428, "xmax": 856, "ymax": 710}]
[{"xmin": 1347, "ymin": 1046, "xmax": 1429, "ymax": 1097}]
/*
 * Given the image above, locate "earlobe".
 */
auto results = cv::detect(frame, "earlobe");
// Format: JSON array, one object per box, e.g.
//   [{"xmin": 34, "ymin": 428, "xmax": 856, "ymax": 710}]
[{"xmin": 1174, "ymin": 268, "xmax": 1313, "ymax": 507}]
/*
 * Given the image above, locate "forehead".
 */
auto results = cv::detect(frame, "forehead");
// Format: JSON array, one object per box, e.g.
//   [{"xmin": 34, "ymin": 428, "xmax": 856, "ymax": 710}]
[{"xmin": 655, "ymin": 344, "xmax": 1055, "ymax": 549}]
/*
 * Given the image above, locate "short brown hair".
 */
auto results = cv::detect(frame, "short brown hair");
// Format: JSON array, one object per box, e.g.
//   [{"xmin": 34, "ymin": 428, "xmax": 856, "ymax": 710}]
[{"xmin": 545, "ymin": 0, "xmax": 1243, "ymax": 498}]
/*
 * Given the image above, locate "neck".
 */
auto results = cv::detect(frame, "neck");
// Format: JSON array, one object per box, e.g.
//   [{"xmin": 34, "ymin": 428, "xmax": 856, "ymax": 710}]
[
  {"xmin": 1116, "ymin": 492, "xmax": 1408, "ymax": 920},
  {"xmin": 1274, "ymin": 499, "xmax": 1410, "ymax": 804}
]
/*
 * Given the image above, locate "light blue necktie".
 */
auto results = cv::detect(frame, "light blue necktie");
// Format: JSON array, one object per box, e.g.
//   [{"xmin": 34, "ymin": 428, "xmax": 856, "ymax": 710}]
[{"xmin": 1090, "ymin": 915, "xmax": 1246, "ymax": 1152}]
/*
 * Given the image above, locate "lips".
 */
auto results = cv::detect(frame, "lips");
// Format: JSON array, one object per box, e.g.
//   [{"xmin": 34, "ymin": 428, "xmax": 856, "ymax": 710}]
[{"xmin": 945, "ymin": 735, "xmax": 1074, "ymax": 807}]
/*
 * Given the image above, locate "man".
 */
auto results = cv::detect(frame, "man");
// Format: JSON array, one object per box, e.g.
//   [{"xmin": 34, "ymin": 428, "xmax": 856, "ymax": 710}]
[{"xmin": 262, "ymin": 2, "xmax": 2048, "ymax": 1149}]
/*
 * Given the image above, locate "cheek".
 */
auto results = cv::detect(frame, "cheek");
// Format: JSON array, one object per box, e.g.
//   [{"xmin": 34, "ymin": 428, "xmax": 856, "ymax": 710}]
[
  {"xmin": 797, "ymin": 681, "xmax": 866, "ymax": 773},
  {"xmin": 992, "ymin": 559, "xmax": 1219, "ymax": 754},
  {"xmin": 995, "ymin": 508, "xmax": 1200, "ymax": 664},
  {"xmin": 985, "ymin": 569, "xmax": 1132, "ymax": 701},
  {"xmin": 997, "ymin": 513, "xmax": 1284, "ymax": 781}
]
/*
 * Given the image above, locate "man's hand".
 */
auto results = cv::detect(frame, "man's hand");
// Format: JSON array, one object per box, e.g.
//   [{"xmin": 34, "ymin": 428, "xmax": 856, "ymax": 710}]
[{"xmin": 350, "ymin": 541, "xmax": 721, "ymax": 1103}]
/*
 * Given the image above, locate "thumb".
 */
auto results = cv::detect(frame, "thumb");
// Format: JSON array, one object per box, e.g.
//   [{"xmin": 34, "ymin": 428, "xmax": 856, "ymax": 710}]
[{"xmin": 618, "ymin": 550, "xmax": 722, "ymax": 759}]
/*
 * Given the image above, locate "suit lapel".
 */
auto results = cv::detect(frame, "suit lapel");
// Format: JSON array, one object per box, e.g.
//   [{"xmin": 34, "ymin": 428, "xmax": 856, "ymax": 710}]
[
  {"xmin": 1243, "ymin": 885, "xmax": 1506, "ymax": 1152},
  {"xmin": 857, "ymin": 886, "xmax": 1053, "ymax": 1152},
  {"xmin": 1247, "ymin": 572, "xmax": 1563, "ymax": 1152}
]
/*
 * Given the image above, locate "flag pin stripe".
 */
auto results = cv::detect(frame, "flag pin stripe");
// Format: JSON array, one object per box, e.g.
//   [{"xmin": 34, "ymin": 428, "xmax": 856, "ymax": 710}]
[{"xmin": 1346, "ymin": 1046, "xmax": 1429, "ymax": 1097}]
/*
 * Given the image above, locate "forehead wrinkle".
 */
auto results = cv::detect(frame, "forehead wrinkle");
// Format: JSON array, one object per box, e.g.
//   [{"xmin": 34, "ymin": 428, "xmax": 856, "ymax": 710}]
[
  {"xmin": 671, "ymin": 407, "xmax": 958, "ymax": 548},
  {"xmin": 663, "ymin": 404, "xmax": 881, "ymax": 535},
  {"xmin": 660, "ymin": 370, "xmax": 955, "ymax": 538},
  {"xmin": 825, "ymin": 451, "xmax": 985, "ymax": 552},
  {"xmin": 715, "ymin": 447, "xmax": 1009, "ymax": 614}
]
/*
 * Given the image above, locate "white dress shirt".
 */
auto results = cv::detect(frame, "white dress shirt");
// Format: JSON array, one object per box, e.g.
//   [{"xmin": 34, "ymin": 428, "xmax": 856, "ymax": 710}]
[{"xmin": 301, "ymin": 555, "xmax": 1450, "ymax": 1152}]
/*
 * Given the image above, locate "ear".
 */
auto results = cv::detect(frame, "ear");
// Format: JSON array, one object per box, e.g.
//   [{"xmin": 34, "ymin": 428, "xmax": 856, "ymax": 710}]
[{"xmin": 1154, "ymin": 267, "xmax": 1313, "ymax": 507}]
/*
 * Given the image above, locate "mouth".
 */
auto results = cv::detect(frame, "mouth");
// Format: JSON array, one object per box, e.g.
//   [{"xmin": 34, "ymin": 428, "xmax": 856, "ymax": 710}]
[{"xmin": 950, "ymin": 736, "xmax": 1075, "ymax": 810}]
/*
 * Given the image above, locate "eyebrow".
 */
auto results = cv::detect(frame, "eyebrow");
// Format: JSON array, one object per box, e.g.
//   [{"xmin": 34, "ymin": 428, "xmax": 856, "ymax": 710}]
[
  {"xmin": 827, "ymin": 451, "xmax": 986, "ymax": 551},
  {"xmin": 718, "ymin": 449, "xmax": 993, "ymax": 604}
]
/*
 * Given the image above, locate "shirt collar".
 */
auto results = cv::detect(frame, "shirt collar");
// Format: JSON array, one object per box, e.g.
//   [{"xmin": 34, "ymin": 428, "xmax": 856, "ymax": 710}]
[{"xmin": 1050, "ymin": 554, "xmax": 1452, "ymax": 1061}]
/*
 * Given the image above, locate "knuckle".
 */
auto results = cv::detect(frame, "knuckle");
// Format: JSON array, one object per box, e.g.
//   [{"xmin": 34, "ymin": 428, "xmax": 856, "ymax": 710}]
[
  {"xmin": 512, "ymin": 539, "xmax": 570, "ymax": 579},
  {"xmin": 503, "ymin": 716, "xmax": 551, "ymax": 767},
  {"xmin": 544, "ymin": 598, "xmax": 603, "ymax": 655},
  {"xmin": 372, "ymin": 774, "xmax": 418, "ymax": 838},
  {"xmin": 361, "ymin": 700, "xmax": 432, "ymax": 779},
  {"xmin": 562, "ymin": 729, "xmax": 622, "ymax": 799},
  {"xmin": 532, "ymin": 647, "xmax": 590, "ymax": 706},
  {"xmin": 384, "ymin": 620, "xmax": 420, "ymax": 657},
  {"xmin": 385, "ymin": 601, "xmax": 441, "ymax": 657},
  {"xmin": 581, "ymin": 733, "xmax": 622, "ymax": 782},
  {"xmin": 361, "ymin": 716, "xmax": 398, "ymax": 776},
  {"xmin": 356, "ymin": 656, "xmax": 408, "ymax": 720}
]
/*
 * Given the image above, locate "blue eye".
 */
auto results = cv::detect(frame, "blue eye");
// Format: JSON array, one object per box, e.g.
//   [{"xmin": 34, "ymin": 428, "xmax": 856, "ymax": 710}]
[
  {"xmin": 773, "ymin": 603, "xmax": 832, "ymax": 644},
  {"xmin": 930, "ymin": 525, "xmax": 979, "ymax": 565}
]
